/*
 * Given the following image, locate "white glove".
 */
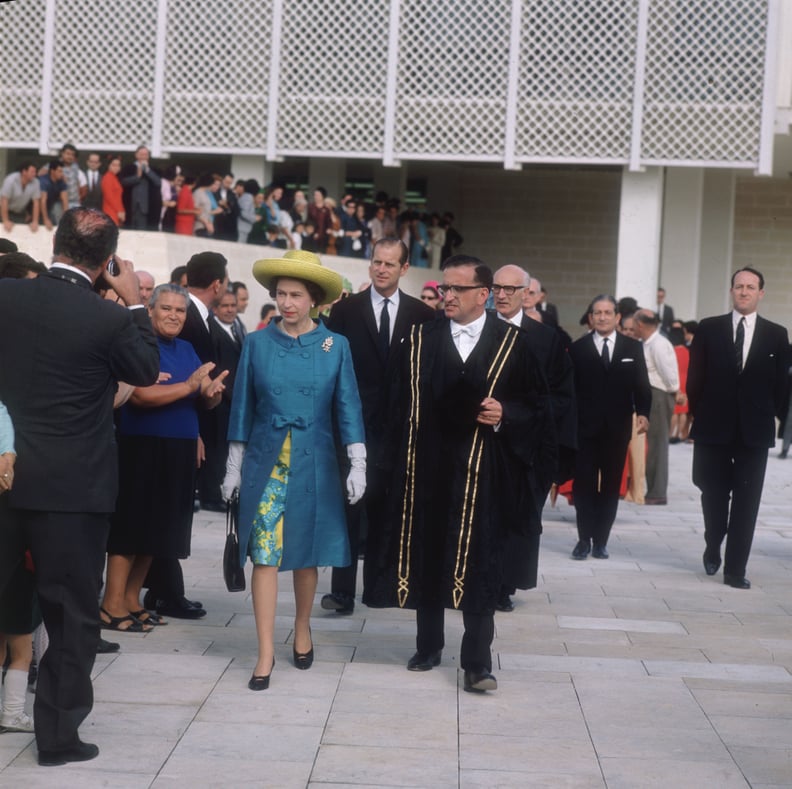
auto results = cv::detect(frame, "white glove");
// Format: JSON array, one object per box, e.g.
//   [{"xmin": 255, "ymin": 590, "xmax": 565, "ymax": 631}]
[
  {"xmin": 346, "ymin": 442, "xmax": 366, "ymax": 505},
  {"xmin": 221, "ymin": 441, "xmax": 246, "ymax": 501}
]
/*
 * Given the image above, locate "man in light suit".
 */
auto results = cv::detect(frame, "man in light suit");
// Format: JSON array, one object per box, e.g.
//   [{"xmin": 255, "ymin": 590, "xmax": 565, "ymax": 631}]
[
  {"xmin": 688, "ymin": 267, "xmax": 789, "ymax": 589},
  {"xmin": 568, "ymin": 296, "xmax": 651, "ymax": 559},
  {"xmin": 321, "ymin": 238, "xmax": 435, "ymax": 614},
  {"xmin": 0, "ymin": 207, "xmax": 159, "ymax": 766},
  {"xmin": 492, "ymin": 264, "xmax": 576, "ymax": 608}
]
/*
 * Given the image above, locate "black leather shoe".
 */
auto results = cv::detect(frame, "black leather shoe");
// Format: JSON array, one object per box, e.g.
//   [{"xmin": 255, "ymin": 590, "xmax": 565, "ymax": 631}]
[
  {"xmin": 407, "ymin": 650, "xmax": 442, "ymax": 671},
  {"xmin": 155, "ymin": 598, "xmax": 207, "ymax": 619},
  {"xmin": 463, "ymin": 669, "xmax": 498, "ymax": 693},
  {"xmin": 249, "ymin": 658, "xmax": 275, "ymax": 690},
  {"xmin": 703, "ymin": 552, "xmax": 721, "ymax": 576},
  {"xmin": 495, "ymin": 594, "xmax": 514, "ymax": 612},
  {"xmin": 592, "ymin": 544, "xmax": 609, "ymax": 559},
  {"xmin": 571, "ymin": 540, "xmax": 591, "ymax": 560},
  {"xmin": 39, "ymin": 740, "xmax": 99, "ymax": 766},
  {"xmin": 724, "ymin": 574, "xmax": 751, "ymax": 589},
  {"xmin": 96, "ymin": 637, "xmax": 120, "ymax": 654},
  {"xmin": 320, "ymin": 592, "xmax": 354, "ymax": 615},
  {"xmin": 182, "ymin": 596, "xmax": 204, "ymax": 610},
  {"xmin": 293, "ymin": 634, "xmax": 314, "ymax": 670}
]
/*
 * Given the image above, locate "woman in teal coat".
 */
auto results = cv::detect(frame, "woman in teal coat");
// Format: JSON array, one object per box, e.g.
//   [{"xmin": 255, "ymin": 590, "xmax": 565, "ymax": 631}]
[{"xmin": 223, "ymin": 250, "xmax": 365, "ymax": 691}]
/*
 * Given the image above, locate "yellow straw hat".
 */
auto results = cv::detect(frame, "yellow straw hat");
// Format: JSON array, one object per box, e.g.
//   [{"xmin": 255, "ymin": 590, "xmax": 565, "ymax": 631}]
[{"xmin": 252, "ymin": 250, "xmax": 343, "ymax": 308}]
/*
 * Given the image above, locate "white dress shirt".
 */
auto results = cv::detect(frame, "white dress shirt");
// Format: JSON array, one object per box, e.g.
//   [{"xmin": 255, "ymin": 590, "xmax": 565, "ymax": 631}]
[
  {"xmin": 189, "ymin": 292, "xmax": 210, "ymax": 330},
  {"xmin": 732, "ymin": 310, "xmax": 756, "ymax": 369},
  {"xmin": 450, "ymin": 312, "xmax": 487, "ymax": 362},
  {"xmin": 496, "ymin": 310, "xmax": 522, "ymax": 327},
  {"xmin": 642, "ymin": 329, "xmax": 679, "ymax": 392},
  {"xmin": 592, "ymin": 330, "xmax": 617, "ymax": 357},
  {"xmin": 370, "ymin": 287, "xmax": 400, "ymax": 342}
]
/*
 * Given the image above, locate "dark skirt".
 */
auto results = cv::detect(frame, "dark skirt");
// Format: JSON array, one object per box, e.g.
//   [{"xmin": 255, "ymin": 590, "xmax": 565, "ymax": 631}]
[{"xmin": 108, "ymin": 435, "xmax": 196, "ymax": 559}]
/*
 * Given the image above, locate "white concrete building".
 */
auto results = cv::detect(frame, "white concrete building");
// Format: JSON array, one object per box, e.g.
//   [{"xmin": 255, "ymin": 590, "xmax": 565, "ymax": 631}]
[{"xmin": 1, "ymin": 0, "xmax": 791, "ymax": 325}]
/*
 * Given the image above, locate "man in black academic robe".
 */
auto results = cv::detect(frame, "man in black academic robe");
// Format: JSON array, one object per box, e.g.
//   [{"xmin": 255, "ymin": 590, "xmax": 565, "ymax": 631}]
[{"xmin": 364, "ymin": 255, "xmax": 553, "ymax": 693}]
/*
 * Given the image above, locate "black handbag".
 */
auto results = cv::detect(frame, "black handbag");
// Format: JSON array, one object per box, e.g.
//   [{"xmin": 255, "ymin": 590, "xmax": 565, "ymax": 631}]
[{"xmin": 223, "ymin": 490, "xmax": 246, "ymax": 592}]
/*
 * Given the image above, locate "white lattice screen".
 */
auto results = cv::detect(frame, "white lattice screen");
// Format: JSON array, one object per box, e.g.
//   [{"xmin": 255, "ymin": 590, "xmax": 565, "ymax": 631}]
[{"xmin": 0, "ymin": 0, "xmax": 775, "ymax": 169}]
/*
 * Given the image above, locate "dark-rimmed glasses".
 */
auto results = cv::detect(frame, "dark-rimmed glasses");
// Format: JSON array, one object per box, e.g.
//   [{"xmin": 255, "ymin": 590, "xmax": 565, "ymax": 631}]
[
  {"xmin": 438, "ymin": 284, "xmax": 487, "ymax": 297},
  {"xmin": 491, "ymin": 284, "xmax": 525, "ymax": 296}
]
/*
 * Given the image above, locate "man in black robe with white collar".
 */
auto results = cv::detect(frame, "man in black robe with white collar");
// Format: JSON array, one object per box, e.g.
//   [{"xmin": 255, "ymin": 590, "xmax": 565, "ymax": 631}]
[{"xmin": 365, "ymin": 255, "xmax": 553, "ymax": 693}]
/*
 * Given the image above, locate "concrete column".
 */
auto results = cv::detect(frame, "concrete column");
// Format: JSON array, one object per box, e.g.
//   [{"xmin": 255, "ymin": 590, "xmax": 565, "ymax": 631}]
[
  {"xmin": 615, "ymin": 166, "xmax": 665, "ymax": 308},
  {"xmin": 230, "ymin": 155, "xmax": 270, "ymax": 186},
  {"xmin": 659, "ymin": 168, "xmax": 704, "ymax": 322},
  {"xmin": 696, "ymin": 169, "xmax": 736, "ymax": 318},
  {"xmin": 307, "ymin": 158, "xmax": 345, "ymax": 199}
]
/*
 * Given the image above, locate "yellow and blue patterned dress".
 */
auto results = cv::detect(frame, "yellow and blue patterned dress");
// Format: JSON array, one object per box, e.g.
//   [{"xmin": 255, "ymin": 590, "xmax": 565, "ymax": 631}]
[{"xmin": 249, "ymin": 433, "xmax": 290, "ymax": 565}]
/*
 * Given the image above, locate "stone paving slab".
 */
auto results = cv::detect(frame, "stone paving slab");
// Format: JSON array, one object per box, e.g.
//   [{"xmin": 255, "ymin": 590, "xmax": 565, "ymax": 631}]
[{"xmin": 2, "ymin": 441, "xmax": 792, "ymax": 786}]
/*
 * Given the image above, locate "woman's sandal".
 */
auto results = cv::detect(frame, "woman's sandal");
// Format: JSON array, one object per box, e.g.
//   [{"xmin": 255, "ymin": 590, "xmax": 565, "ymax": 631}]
[
  {"xmin": 131, "ymin": 609, "xmax": 168, "ymax": 626},
  {"xmin": 100, "ymin": 607, "xmax": 153, "ymax": 633}
]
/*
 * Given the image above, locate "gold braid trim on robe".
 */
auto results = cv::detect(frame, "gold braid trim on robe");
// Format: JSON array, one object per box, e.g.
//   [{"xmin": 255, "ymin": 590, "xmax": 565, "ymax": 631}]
[
  {"xmin": 451, "ymin": 326, "xmax": 519, "ymax": 608},
  {"xmin": 396, "ymin": 323, "xmax": 521, "ymax": 609},
  {"xmin": 397, "ymin": 325, "xmax": 423, "ymax": 607}
]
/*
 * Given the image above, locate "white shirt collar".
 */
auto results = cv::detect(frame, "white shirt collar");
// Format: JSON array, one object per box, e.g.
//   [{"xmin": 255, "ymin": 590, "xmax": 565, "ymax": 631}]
[
  {"xmin": 450, "ymin": 311, "xmax": 487, "ymax": 338},
  {"xmin": 189, "ymin": 292, "xmax": 210, "ymax": 328},
  {"xmin": 50, "ymin": 262, "xmax": 92, "ymax": 284},
  {"xmin": 496, "ymin": 310, "xmax": 522, "ymax": 327},
  {"xmin": 732, "ymin": 310, "xmax": 756, "ymax": 329},
  {"xmin": 370, "ymin": 287, "xmax": 400, "ymax": 310}
]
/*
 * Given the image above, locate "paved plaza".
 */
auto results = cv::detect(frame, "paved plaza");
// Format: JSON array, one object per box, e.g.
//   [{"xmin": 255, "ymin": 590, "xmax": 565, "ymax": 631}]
[{"xmin": 1, "ymin": 440, "xmax": 790, "ymax": 787}]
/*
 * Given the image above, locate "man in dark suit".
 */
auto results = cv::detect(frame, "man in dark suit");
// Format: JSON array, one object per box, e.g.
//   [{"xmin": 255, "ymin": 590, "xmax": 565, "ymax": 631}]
[
  {"xmin": 0, "ymin": 207, "xmax": 159, "ymax": 766},
  {"xmin": 688, "ymin": 267, "xmax": 789, "ymax": 589},
  {"xmin": 144, "ymin": 251, "xmax": 228, "ymax": 619},
  {"xmin": 120, "ymin": 145, "xmax": 162, "ymax": 230},
  {"xmin": 657, "ymin": 287, "xmax": 675, "ymax": 336},
  {"xmin": 568, "ymin": 296, "xmax": 651, "ymax": 560},
  {"xmin": 321, "ymin": 238, "xmax": 435, "ymax": 615},
  {"xmin": 205, "ymin": 288, "xmax": 243, "ymax": 518},
  {"xmin": 492, "ymin": 264, "xmax": 576, "ymax": 609},
  {"xmin": 82, "ymin": 152, "xmax": 103, "ymax": 209}
]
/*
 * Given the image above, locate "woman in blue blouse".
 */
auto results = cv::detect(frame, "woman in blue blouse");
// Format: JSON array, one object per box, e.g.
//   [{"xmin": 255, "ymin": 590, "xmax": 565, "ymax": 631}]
[
  {"xmin": 100, "ymin": 284, "xmax": 227, "ymax": 632},
  {"xmin": 223, "ymin": 250, "xmax": 365, "ymax": 690}
]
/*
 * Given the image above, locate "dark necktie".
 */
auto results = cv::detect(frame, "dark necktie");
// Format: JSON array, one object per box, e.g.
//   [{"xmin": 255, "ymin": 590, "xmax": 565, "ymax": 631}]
[
  {"xmin": 379, "ymin": 298, "xmax": 391, "ymax": 358},
  {"xmin": 230, "ymin": 321, "xmax": 241, "ymax": 346},
  {"xmin": 601, "ymin": 336, "xmax": 610, "ymax": 369},
  {"xmin": 735, "ymin": 317, "xmax": 745, "ymax": 373}
]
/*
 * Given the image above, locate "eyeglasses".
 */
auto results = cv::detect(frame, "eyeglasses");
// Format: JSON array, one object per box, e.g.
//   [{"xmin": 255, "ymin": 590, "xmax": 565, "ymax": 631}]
[
  {"xmin": 491, "ymin": 284, "xmax": 525, "ymax": 296},
  {"xmin": 438, "ymin": 284, "xmax": 486, "ymax": 297}
]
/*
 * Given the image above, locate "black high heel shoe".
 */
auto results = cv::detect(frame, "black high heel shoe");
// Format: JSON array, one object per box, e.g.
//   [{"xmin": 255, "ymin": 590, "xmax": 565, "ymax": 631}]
[
  {"xmin": 293, "ymin": 629, "xmax": 314, "ymax": 670},
  {"xmin": 248, "ymin": 657, "xmax": 275, "ymax": 691}
]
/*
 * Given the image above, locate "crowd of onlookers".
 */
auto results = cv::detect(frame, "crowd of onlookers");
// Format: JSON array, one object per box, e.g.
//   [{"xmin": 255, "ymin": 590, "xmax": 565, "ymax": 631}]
[{"xmin": 0, "ymin": 143, "xmax": 464, "ymax": 267}]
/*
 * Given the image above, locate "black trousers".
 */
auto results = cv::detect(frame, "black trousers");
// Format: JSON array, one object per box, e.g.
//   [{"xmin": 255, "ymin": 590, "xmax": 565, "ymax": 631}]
[
  {"xmin": 18, "ymin": 510, "xmax": 109, "ymax": 751},
  {"xmin": 145, "ymin": 556, "xmax": 186, "ymax": 602},
  {"xmin": 692, "ymin": 442, "xmax": 768, "ymax": 577},
  {"xmin": 416, "ymin": 606, "xmax": 495, "ymax": 672},
  {"xmin": 573, "ymin": 431, "xmax": 631, "ymax": 547}
]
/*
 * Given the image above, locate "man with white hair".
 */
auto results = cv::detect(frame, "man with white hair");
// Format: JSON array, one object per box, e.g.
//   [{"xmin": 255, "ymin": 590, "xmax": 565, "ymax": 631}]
[{"xmin": 491, "ymin": 264, "xmax": 576, "ymax": 609}]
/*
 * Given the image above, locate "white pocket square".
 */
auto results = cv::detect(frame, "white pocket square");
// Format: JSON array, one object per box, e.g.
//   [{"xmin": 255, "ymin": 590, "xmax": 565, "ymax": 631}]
[{"xmin": 621, "ymin": 358, "xmax": 634, "ymax": 362}]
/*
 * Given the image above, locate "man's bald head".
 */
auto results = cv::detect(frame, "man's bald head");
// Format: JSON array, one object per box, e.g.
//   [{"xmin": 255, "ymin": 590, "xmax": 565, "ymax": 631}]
[
  {"xmin": 522, "ymin": 277, "xmax": 542, "ymax": 313},
  {"xmin": 492, "ymin": 265, "xmax": 530, "ymax": 320},
  {"xmin": 137, "ymin": 270, "xmax": 155, "ymax": 306}
]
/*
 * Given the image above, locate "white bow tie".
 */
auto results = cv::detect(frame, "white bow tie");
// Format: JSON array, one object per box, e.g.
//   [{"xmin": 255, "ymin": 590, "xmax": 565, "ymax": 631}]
[{"xmin": 452, "ymin": 326, "xmax": 477, "ymax": 339}]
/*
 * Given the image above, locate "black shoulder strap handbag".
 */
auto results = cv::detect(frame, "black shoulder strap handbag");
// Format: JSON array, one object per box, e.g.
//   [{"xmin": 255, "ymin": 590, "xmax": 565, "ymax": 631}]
[{"xmin": 223, "ymin": 490, "xmax": 246, "ymax": 592}]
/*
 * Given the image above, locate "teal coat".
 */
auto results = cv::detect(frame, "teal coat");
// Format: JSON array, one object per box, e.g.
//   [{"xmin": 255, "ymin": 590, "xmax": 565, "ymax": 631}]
[{"xmin": 228, "ymin": 319, "xmax": 364, "ymax": 569}]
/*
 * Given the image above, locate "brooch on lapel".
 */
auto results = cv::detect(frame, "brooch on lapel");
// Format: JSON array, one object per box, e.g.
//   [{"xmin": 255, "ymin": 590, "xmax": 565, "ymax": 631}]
[{"xmin": 321, "ymin": 337, "xmax": 334, "ymax": 353}]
